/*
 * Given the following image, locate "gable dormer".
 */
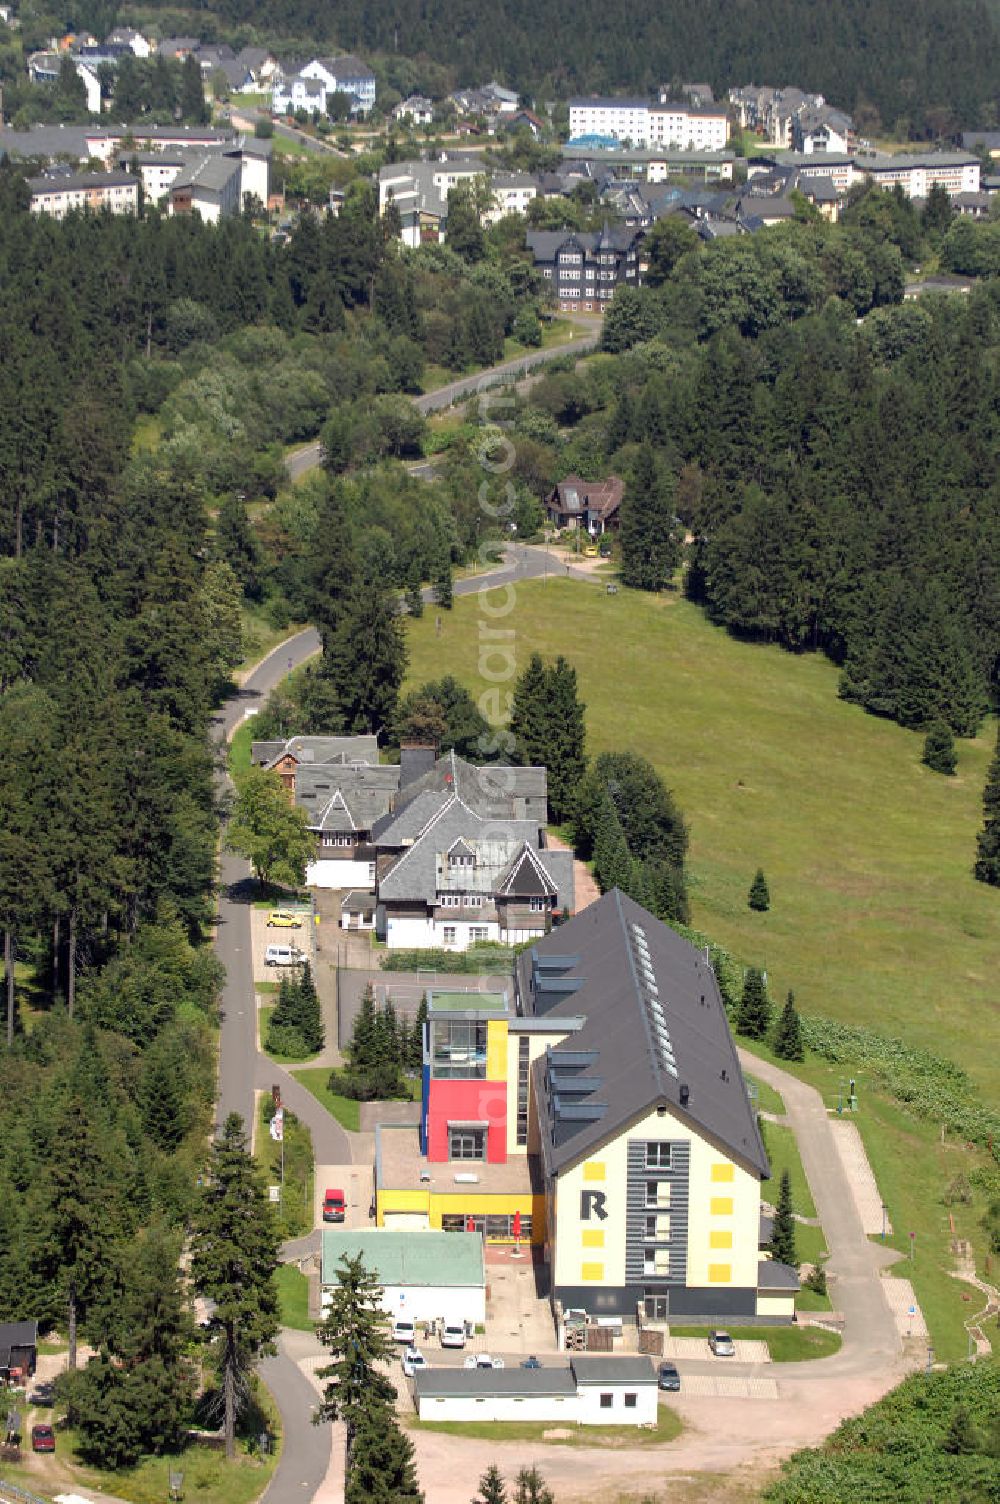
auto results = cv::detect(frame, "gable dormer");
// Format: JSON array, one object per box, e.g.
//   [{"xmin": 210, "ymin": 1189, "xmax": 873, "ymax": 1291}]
[{"xmin": 447, "ymin": 837, "xmax": 476, "ymax": 870}]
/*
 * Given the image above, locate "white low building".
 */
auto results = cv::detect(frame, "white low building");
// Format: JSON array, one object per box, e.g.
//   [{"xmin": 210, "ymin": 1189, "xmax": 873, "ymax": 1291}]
[
  {"xmin": 412, "ymin": 1356, "xmax": 659, "ymax": 1425},
  {"xmin": 321, "ymin": 1229, "xmax": 486, "ymax": 1327}
]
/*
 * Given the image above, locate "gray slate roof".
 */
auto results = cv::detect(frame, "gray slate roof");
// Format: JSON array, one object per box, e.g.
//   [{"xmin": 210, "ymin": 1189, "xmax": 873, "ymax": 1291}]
[
  {"xmin": 520, "ymin": 890, "xmax": 770, "ymax": 1180},
  {"xmin": 296, "ymin": 764, "xmax": 400, "ymax": 833},
  {"xmin": 414, "ymin": 1366, "xmax": 577, "ymax": 1400},
  {"xmin": 570, "ymin": 1355, "xmax": 657, "ymax": 1385},
  {"xmin": 757, "ymin": 1259, "xmax": 799, "ymax": 1290},
  {"xmin": 389, "ymin": 750, "xmax": 547, "ymax": 824},
  {"xmin": 377, "ymin": 797, "xmax": 563, "ymax": 903},
  {"xmin": 252, "ymin": 735, "xmax": 379, "ymax": 766}
]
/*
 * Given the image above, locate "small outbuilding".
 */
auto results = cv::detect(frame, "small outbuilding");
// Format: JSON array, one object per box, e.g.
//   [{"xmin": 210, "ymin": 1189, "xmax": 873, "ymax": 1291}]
[
  {"xmin": 0, "ymin": 1321, "xmax": 38, "ymax": 1382},
  {"xmin": 412, "ymin": 1354, "xmax": 658, "ymax": 1425},
  {"xmin": 321, "ymin": 1229, "xmax": 485, "ymax": 1327},
  {"xmin": 756, "ymin": 1258, "xmax": 800, "ymax": 1320}
]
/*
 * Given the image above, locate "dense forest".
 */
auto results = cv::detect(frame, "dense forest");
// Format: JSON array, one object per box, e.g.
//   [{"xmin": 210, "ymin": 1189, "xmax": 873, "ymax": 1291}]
[{"xmin": 117, "ymin": 0, "xmax": 1000, "ymax": 136}]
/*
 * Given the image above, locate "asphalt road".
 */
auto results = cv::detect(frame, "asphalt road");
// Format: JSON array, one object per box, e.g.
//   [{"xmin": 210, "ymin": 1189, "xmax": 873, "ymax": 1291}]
[{"xmin": 284, "ymin": 322, "xmax": 601, "ymax": 482}]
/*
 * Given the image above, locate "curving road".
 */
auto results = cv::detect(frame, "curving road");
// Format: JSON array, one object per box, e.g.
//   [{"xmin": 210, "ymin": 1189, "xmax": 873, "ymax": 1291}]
[{"xmin": 284, "ymin": 322, "xmax": 601, "ymax": 482}]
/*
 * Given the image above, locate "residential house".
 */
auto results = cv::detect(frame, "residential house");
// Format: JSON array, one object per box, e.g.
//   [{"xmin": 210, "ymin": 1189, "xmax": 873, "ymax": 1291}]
[
  {"xmin": 793, "ymin": 105, "xmax": 853, "ymax": 155},
  {"xmin": 106, "ymin": 27, "xmax": 151, "ymax": 57},
  {"xmin": 274, "ymin": 54, "xmax": 375, "ymax": 116},
  {"xmin": 377, "ymin": 156, "xmax": 533, "ymax": 247},
  {"xmin": 236, "ymin": 47, "xmax": 278, "ymax": 86},
  {"xmin": 321, "ymin": 1229, "xmax": 486, "ymax": 1325},
  {"xmin": 169, "ymin": 152, "xmax": 242, "ymax": 221},
  {"xmin": 546, "ymin": 475, "xmax": 623, "ymax": 533},
  {"xmin": 156, "ymin": 36, "xmax": 200, "ymax": 59},
  {"xmin": 510, "ymin": 108, "xmax": 544, "ymax": 137},
  {"xmin": 28, "ymin": 168, "xmax": 138, "ymax": 216},
  {"xmin": 526, "ymin": 226, "xmax": 644, "ymax": 312},
  {"xmin": 28, "ymin": 50, "xmax": 101, "ymax": 112},
  {"xmin": 373, "ymin": 750, "xmax": 571, "ymax": 950},
  {"xmin": 394, "ymin": 93, "xmax": 434, "ymax": 126}
]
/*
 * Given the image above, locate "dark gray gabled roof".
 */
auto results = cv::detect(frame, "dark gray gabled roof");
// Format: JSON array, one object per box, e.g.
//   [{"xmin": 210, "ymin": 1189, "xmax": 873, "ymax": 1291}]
[
  {"xmin": 296, "ymin": 764, "xmax": 399, "ymax": 832},
  {"xmin": 520, "ymin": 890, "xmax": 769, "ymax": 1181},
  {"xmin": 413, "ymin": 1367, "xmax": 576, "ymax": 1400},
  {"xmin": 570, "ymin": 1355, "xmax": 656, "ymax": 1385},
  {"xmin": 377, "ymin": 797, "xmax": 546, "ymax": 902}
]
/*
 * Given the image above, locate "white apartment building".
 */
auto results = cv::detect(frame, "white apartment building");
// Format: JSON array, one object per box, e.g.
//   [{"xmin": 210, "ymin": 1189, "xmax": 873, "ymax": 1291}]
[
  {"xmin": 570, "ymin": 96, "xmax": 728, "ymax": 149},
  {"xmin": 569, "ymin": 97, "xmax": 652, "ymax": 144},
  {"xmin": 648, "ymin": 105, "xmax": 728, "ymax": 151},
  {"xmin": 27, "ymin": 170, "xmax": 138, "ymax": 218}
]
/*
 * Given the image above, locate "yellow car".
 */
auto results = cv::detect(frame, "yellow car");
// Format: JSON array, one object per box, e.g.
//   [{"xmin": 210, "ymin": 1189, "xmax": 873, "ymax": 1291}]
[
  {"xmin": 267, "ymin": 910, "xmax": 303, "ymax": 929},
  {"xmin": 583, "ymin": 545, "xmax": 598, "ymax": 557}
]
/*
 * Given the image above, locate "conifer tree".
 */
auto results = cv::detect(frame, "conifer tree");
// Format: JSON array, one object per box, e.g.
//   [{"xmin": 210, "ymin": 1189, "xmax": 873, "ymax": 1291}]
[
  {"xmin": 768, "ymin": 1169, "xmax": 798, "ymax": 1268},
  {"xmin": 736, "ymin": 967, "xmax": 771, "ymax": 1039},
  {"xmin": 543, "ymin": 656, "xmax": 587, "ymax": 824},
  {"xmin": 620, "ymin": 445, "xmax": 680, "ymax": 592},
  {"xmin": 316, "ymin": 1253, "xmax": 398, "ymax": 1480},
  {"xmin": 322, "ymin": 574, "xmax": 407, "ymax": 735},
  {"xmin": 773, "ymin": 990, "xmax": 804, "ymax": 1062},
  {"xmin": 923, "ymin": 721, "xmax": 957, "ymax": 775},
  {"xmin": 435, "ymin": 558, "xmax": 454, "ymax": 609},
  {"xmin": 346, "ymin": 1405, "xmax": 423, "ymax": 1502},
  {"xmin": 350, "ymin": 985, "xmax": 378, "ymax": 1070},
  {"xmin": 973, "ymin": 723, "xmax": 1000, "ymax": 886},
  {"xmin": 748, "ymin": 868, "xmax": 770, "ymax": 911},
  {"xmin": 405, "ymin": 576, "xmax": 424, "ymax": 617},
  {"xmin": 190, "ymin": 1114, "xmax": 279, "ymax": 1459},
  {"xmin": 508, "ymin": 653, "xmax": 549, "ymax": 768},
  {"xmin": 592, "ymin": 794, "xmax": 633, "ymax": 894},
  {"xmin": 513, "ymin": 1468, "xmax": 554, "ymax": 1504},
  {"xmin": 474, "ymin": 1465, "xmax": 509, "ymax": 1504}
]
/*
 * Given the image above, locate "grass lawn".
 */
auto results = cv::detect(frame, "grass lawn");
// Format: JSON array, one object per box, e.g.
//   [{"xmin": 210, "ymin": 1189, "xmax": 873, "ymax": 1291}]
[
  {"xmin": 407, "ymin": 1406, "xmax": 682, "ymax": 1446},
  {"xmin": 745, "ymin": 1073, "xmax": 786, "ymax": 1116},
  {"xmin": 762, "ymin": 1123, "xmax": 818, "ymax": 1219},
  {"xmin": 229, "ymin": 717, "xmax": 255, "ymax": 771},
  {"xmin": 276, "ymin": 1263, "xmax": 313, "ymax": 1332},
  {"xmin": 4, "ymin": 1416, "xmax": 279, "ymax": 1504},
  {"xmin": 796, "ymin": 1285, "xmax": 833, "ymax": 1312},
  {"xmin": 257, "ymin": 1098, "xmax": 314, "ymax": 1239},
  {"xmin": 669, "ymin": 1325, "xmax": 841, "ymax": 1362},
  {"xmin": 292, "ymin": 1066, "xmax": 361, "ymax": 1131},
  {"xmin": 403, "ymin": 581, "xmax": 999, "ymax": 1102},
  {"xmin": 741, "ymin": 1039, "xmax": 996, "ymax": 1361}
]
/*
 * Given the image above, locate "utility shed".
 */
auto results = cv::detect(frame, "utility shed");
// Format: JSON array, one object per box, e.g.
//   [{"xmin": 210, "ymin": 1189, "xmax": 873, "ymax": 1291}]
[
  {"xmin": 0, "ymin": 1320, "xmax": 37, "ymax": 1380},
  {"xmin": 321, "ymin": 1229, "xmax": 485, "ymax": 1325},
  {"xmin": 411, "ymin": 1355, "xmax": 658, "ymax": 1425}
]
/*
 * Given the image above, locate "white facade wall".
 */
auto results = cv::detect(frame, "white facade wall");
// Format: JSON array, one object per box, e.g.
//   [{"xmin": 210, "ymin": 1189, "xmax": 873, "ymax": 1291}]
[
  {"xmin": 415, "ymin": 1382, "xmax": 656, "ymax": 1424},
  {"xmin": 648, "ymin": 109, "xmax": 727, "ymax": 150},
  {"xmin": 76, "ymin": 62, "xmax": 101, "ymax": 114},
  {"xmin": 570, "ymin": 102, "xmax": 650, "ymax": 143},
  {"xmin": 575, "ymin": 1382, "xmax": 658, "ymax": 1426},
  {"xmin": 140, "ymin": 160, "xmax": 184, "ymax": 199},
  {"xmin": 384, "ymin": 913, "xmax": 501, "ymax": 949},
  {"xmin": 306, "ymin": 857, "xmax": 374, "ymax": 890},
  {"xmin": 322, "ymin": 1280, "xmax": 485, "ymax": 1325},
  {"xmin": 417, "ymin": 1392, "xmax": 578, "ymax": 1423},
  {"xmin": 239, "ymin": 151, "xmax": 270, "ymax": 205}
]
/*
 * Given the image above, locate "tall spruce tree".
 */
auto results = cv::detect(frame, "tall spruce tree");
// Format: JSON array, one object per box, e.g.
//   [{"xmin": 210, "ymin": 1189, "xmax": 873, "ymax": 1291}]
[
  {"xmin": 542, "ymin": 657, "xmax": 587, "ymax": 824},
  {"xmin": 513, "ymin": 1468, "xmax": 554, "ymax": 1504},
  {"xmin": 620, "ymin": 445, "xmax": 680, "ymax": 592},
  {"xmin": 322, "ymin": 573, "xmax": 407, "ymax": 735},
  {"xmin": 316, "ymin": 1252, "xmax": 398, "ymax": 1481},
  {"xmin": 345, "ymin": 1405, "xmax": 423, "ymax": 1502},
  {"xmin": 748, "ymin": 868, "xmax": 771, "ymax": 912},
  {"xmin": 736, "ymin": 967, "xmax": 771, "ymax": 1039},
  {"xmin": 768, "ymin": 1169, "xmax": 798, "ymax": 1268},
  {"xmin": 190, "ymin": 1114, "xmax": 279, "ymax": 1459},
  {"xmin": 474, "ymin": 1465, "xmax": 509, "ymax": 1504},
  {"xmin": 508, "ymin": 653, "xmax": 549, "ymax": 768},
  {"xmin": 973, "ymin": 723, "xmax": 1000, "ymax": 886},
  {"xmin": 350, "ymin": 984, "xmax": 378, "ymax": 1069},
  {"xmin": 773, "ymin": 990, "xmax": 804, "ymax": 1061}
]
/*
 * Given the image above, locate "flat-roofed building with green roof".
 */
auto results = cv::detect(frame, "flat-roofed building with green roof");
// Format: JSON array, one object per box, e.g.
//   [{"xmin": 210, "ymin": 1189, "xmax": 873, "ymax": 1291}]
[{"xmin": 321, "ymin": 1228, "xmax": 485, "ymax": 1326}]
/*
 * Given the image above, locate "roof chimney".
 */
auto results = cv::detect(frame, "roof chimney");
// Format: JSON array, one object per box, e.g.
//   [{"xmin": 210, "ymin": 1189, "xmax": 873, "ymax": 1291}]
[{"xmin": 679, "ymin": 1083, "xmax": 690, "ymax": 1106}]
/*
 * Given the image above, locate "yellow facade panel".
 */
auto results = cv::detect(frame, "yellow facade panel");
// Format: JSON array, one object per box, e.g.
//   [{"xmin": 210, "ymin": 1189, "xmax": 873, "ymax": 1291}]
[
  {"xmin": 581, "ymin": 1229, "xmax": 605, "ymax": 1249},
  {"xmin": 711, "ymin": 1162, "xmax": 735, "ymax": 1182},
  {"xmin": 486, "ymin": 1018, "xmax": 509, "ymax": 1081},
  {"xmin": 581, "ymin": 1262, "xmax": 605, "ymax": 1282},
  {"xmin": 583, "ymin": 1161, "xmax": 606, "ymax": 1182},
  {"xmin": 708, "ymin": 1263, "xmax": 732, "ymax": 1283},
  {"xmin": 710, "ymin": 1197, "xmax": 734, "ymax": 1215},
  {"xmin": 709, "ymin": 1230, "xmax": 733, "ymax": 1249}
]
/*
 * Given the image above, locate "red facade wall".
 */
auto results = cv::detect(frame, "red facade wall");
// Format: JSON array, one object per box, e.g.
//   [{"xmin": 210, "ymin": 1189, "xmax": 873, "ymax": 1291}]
[{"xmin": 426, "ymin": 1077, "xmax": 508, "ymax": 1163}]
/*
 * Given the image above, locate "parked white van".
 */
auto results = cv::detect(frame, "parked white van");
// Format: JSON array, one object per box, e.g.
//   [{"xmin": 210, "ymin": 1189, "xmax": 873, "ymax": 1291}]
[
  {"xmin": 440, "ymin": 1322, "xmax": 466, "ymax": 1349},
  {"xmin": 264, "ymin": 944, "xmax": 304, "ymax": 967}
]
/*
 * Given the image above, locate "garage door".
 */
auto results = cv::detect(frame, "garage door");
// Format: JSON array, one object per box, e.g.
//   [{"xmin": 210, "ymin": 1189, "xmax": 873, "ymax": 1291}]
[{"xmin": 383, "ymin": 1212, "xmax": 430, "ymax": 1230}]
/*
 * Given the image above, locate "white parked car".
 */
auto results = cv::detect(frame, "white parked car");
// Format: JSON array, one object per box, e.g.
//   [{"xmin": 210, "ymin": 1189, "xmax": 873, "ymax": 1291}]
[
  {"xmin": 463, "ymin": 1353, "xmax": 504, "ymax": 1369},
  {"xmin": 401, "ymin": 1346, "xmax": 427, "ymax": 1377},
  {"xmin": 440, "ymin": 1322, "xmax": 467, "ymax": 1349},
  {"xmin": 392, "ymin": 1318, "xmax": 416, "ymax": 1344}
]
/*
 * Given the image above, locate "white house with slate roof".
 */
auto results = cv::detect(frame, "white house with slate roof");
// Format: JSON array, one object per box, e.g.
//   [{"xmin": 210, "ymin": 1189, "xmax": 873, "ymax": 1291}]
[{"xmin": 412, "ymin": 1355, "xmax": 658, "ymax": 1425}]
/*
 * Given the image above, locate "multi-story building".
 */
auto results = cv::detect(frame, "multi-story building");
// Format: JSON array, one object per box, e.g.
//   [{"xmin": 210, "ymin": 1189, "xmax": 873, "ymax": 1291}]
[
  {"xmin": 377, "ymin": 157, "xmax": 536, "ymax": 246},
  {"xmin": 27, "ymin": 169, "xmax": 138, "ymax": 218},
  {"xmin": 169, "ymin": 153, "xmax": 242, "ymax": 221},
  {"xmin": 568, "ymin": 96, "xmax": 652, "ymax": 145},
  {"xmin": 526, "ymin": 226, "xmax": 643, "ymax": 313},
  {"xmin": 273, "ymin": 54, "xmax": 375, "ymax": 117},
  {"xmin": 376, "ymin": 890, "xmax": 798, "ymax": 1326},
  {"xmin": 569, "ymin": 96, "xmax": 728, "ymax": 150}
]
